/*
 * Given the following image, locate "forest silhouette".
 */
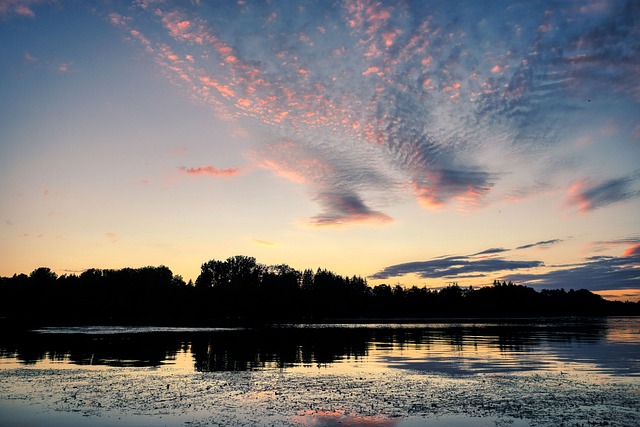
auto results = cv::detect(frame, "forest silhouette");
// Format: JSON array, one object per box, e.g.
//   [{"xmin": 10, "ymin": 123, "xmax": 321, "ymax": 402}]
[{"xmin": 1, "ymin": 255, "xmax": 638, "ymax": 326}]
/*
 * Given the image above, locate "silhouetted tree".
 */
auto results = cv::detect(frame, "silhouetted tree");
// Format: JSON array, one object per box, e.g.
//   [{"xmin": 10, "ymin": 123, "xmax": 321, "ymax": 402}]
[{"xmin": 1, "ymin": 259, "xmax": 638, "ymax": 326}]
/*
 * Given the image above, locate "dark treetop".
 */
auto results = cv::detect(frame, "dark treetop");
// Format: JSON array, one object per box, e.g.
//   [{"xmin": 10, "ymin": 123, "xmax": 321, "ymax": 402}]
[{"xmin": 1, "ymin": 256, "xmax": 638, "ymax": 327}]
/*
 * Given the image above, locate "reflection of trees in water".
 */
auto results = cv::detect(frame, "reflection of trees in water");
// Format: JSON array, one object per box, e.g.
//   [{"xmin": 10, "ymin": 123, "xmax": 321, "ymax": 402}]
[
  {"xmin": 0, "ymin": 322, "xmax": 610, "ymax": 370},
  {"xmin": 367, "ymin": 323, "xmax": 608, "ymax": 353},
  {"xmin": 192, "ymin": 329, "xmax": 370, "ymax": 371},
  {"xmin": 0, "ymin": 332, "xmax": 186, "ymax": 367}
]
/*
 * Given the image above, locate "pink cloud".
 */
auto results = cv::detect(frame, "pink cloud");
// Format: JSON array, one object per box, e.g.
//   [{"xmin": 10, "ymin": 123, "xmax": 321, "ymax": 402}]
[
  {"xmin": 566, "ymin": 175, "xmax": 639, "ymax": 214},
  {"xmin": 256, "ymin": 141, "xmax": 393, "ymax": 226},
  {"xmin": 309, "ymin": 192, "xmax": 393, "ymax": 227},
  {"xmin": 180, "ymin": 165, "xmax": 240, "ymax": 177},
  {"xmin": 412, "ymin": 169, "xmax": 495, "ymax": 211},
  {"xmin": 0, "ymin": 0, "xmax": 40, "ymax": 18},
  {"xmin": 23, "ymin": 52, "xmax": 37, "ymax": 63},
  {"xmin": 590, "ymin": 236, "xmax": 640, "ymax": 258},
  {"xmin": 108, "ymin": 12, "xmax": 128, "ymax": 26},
  {"xmin": 257, "ymin": 141, "xmax": 335, "ymax": 184},
  {"xmin": 15, "ymin": 5, "xmax": 34, "ymax": 17},
  {"xmin": 566, "ymin": 179, "xmax": 593, "ymax": 214},
  {"xmin": 623, "ymin": 244, "xmax": 640, "ymax": 257},
  {"xmin": 413, "ymin": 184, "xmax": 445, "ymax": 210},
  {"xmin": 362, "ymin": 66, "xmax": 380, "ymax": 76},
  {"xmin": 109, "ymin": 4, "xmax": 371, "ymax": 133}
]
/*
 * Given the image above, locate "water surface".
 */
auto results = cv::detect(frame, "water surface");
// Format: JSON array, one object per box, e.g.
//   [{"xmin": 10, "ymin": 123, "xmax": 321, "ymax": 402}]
[{"xmin": 1, "ymin": 318, "xmax": 639, "ymax": 426}]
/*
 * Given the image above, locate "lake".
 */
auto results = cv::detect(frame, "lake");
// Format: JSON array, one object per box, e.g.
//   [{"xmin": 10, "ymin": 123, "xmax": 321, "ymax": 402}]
[{"xmin": 1, "ymin": 318, "xmax": 639, "ymax": 426}]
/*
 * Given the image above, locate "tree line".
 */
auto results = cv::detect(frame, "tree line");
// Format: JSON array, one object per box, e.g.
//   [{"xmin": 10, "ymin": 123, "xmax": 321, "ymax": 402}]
[{"xmin": 0, "ymin": 255, "xmax": 637, "ymax": 326}]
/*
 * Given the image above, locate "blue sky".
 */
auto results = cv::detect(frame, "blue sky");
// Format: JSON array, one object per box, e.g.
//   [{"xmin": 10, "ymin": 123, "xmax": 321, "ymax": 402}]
[{"xmin": 1, "ymin": 0, "xmax": 639, "ymax": 301}]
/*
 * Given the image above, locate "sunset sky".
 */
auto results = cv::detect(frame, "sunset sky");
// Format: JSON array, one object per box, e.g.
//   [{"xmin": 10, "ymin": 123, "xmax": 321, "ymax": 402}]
[{"xmin": 1, "ymin": 0, "xmax": 639, "ymax": 300}]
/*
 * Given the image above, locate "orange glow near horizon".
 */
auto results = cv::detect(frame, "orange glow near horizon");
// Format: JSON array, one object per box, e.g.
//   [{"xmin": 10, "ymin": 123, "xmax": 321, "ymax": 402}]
[{"xmin": 594, "ymin": 289, "xmax": 640, "ymax": 303}]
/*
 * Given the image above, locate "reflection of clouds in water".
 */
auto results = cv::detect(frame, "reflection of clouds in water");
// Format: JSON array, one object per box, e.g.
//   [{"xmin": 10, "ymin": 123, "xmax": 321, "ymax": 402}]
[
  {"xmin": 1, "ymin": 331, "xmax": 638, "ymax": 427},
  {"xmin": 2, "ymin": 320, "xmax": 639, "ymax": 376},
  {"xmin": 379, "ymin": 353, "xmax": 551, "ymax": 376},
  {"xmin": 373, "ymin": 322, "xmax": 640, "ymax": 377},
  {"xmin": 294, "ymin": 410, "xmax": 400, "ymax": 427}
]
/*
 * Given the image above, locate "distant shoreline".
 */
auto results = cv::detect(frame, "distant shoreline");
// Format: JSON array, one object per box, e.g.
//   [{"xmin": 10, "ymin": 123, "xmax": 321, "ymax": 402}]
[
  {"xmin": 2, "ymin": 315, "xmax": 637, "ymax": 333},
  {"xmin": 2, "ymin": 261, "xmax": 638, "ymax": 328}
]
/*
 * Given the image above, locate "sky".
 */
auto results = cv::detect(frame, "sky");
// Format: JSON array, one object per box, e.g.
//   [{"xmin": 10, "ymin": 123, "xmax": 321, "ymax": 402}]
[{"xmin": 1, "ymin": 0, "xmax": 639, "ymax": 301}]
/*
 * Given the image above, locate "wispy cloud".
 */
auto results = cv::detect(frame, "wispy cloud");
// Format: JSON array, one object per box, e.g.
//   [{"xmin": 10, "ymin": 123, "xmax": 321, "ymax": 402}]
[
  {"xmin": 310, "ymin": 191, "xmax": 392, "ymax": 227},
  {"xmin": 516, "ymin": 239, "xmax": 563, "ymax": 250},
  {"xmin": 257, "ymin": 141, "xmax": 335, "ymax": 185},
  {"xmin": 472, "ymin": 248, "xmax": 510, "ymax": 256},
  {"xmin": 371, "ymin": 256, "xmax": 543, "ymax": 281},
  {"xmin": 253, "ymin": 239, "xmax": 276, "ymax": 248},
  {"xmin": 103, "ymin": 1, "xmax": 640, "ymax": 225},
  {"xmin": 0, "ymin": 0, "xmax": 40, "ymax": 18},
  {"xmin": 180, "ymin": 165, "xmax": 240, "ymax": 177},
  {"xmin": 57, "ymin": 62, "xmax": 71, "ymax": 73},
  {"xmin": 413, "ymin": 169, "xmax": 497, "ymax": 211},
  {"xmin": 373, "ymin": 236, "xmax": 640, "ymax": 293},
  {"xmin": 373, "ymin": 240, "xmax": 571, "ymax": 281},
  {"xmin": 560, "ymin": 0, "xmax": 640, "ymax": 101},
  {"xmin": 23, "ymin": 51, "xmax": 37, "ymax": 63},
  {"xmin": 508, "ymin": 254, "xmax": 640, "ymax": 292},
  {"xmin": 371, "ymin": 250, "xmax": 543, "ymax": 280},
  {"xmin": 592, "ymin": 235, "xmax": 640, "ymax": 257},
  {"xmin": 502, "ymin": 237, "xmax": 640, "ymax": 294},
  {"xmin": 566, "ymin": 174, "xmax": 640, "ymax": 213},
  {"xmin": 257, "ymin": 139, "xmax": 399, "ymax": 225}
]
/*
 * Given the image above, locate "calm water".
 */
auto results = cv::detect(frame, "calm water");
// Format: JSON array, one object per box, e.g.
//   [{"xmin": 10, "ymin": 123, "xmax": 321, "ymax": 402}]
[{"xmin": 1, "ymin": 318, "xmax": 639, "ymax": 426}]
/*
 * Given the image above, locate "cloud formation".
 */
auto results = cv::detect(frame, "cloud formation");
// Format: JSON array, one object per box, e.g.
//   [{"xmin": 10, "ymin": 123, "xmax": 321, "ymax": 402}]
[
  {"xmin": 624, "ymin": 245, "xmax": 640, "ymax": 257},
  {"xmin": 516, "ymin": 239, "xmax": 563, "ymax": 250},
  {"xmin": 310, "ymin": 191, "xmax": 392, "ymax": 227},
  {"xmin": 592, "ymin": 236, "xmax": 640, "ymax": 258},
  {"xmin": 508, "ymin": 253, "xmax": 640, "ymax": 292},
  {"xmin": 371, "ymin": 250, "xmax": 543, "ymax": 280},
  {"xmin": 373, "ymin": 238, "xmax": 565, "ymax": 282},
  {"xmin": 180, "ymin": 165, "xmax": 240, "ymax": 177},
  {"xmin": 373, "ymin": 235, "xmax": 640, "ymax": 294},
  {"xmin": 101, "ymin": 1, "xmax": 639, "ymax": 225},
  {"xmin": 567, "ymin": 175, "xmax": 640, "ymax": 213},
  {"xmin": 472, "ymin": 248, "xmax": 510, "ymax": 256},
  {"xmin": 0, "ymin": 0, "xmax": 39, "ymax": 18}
]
